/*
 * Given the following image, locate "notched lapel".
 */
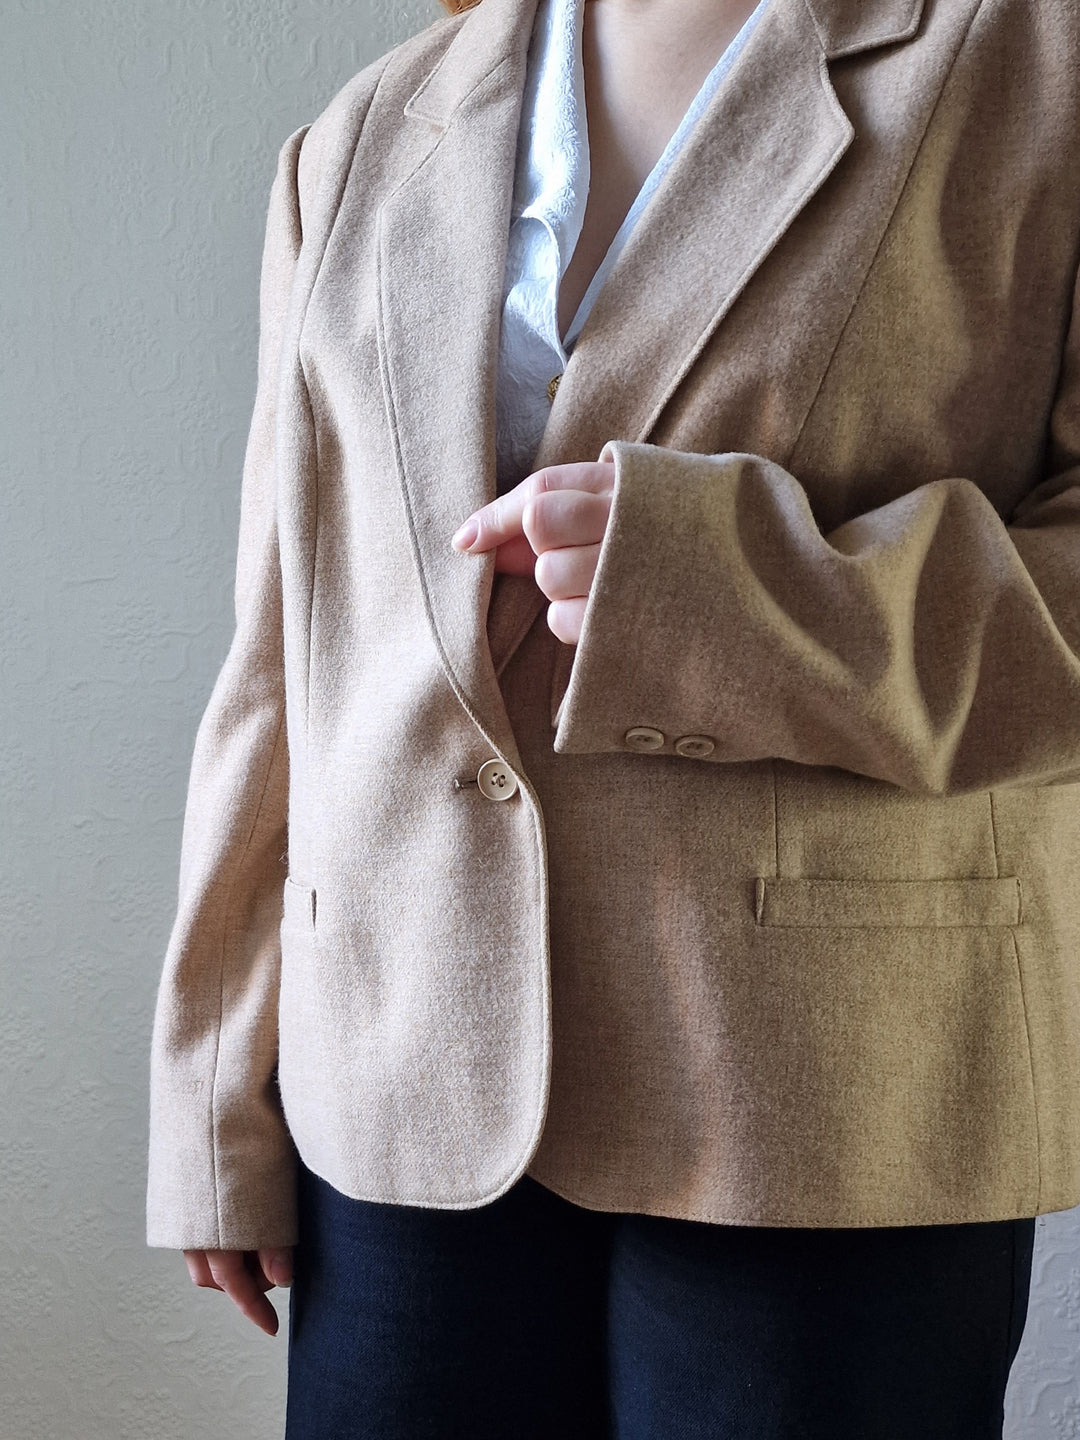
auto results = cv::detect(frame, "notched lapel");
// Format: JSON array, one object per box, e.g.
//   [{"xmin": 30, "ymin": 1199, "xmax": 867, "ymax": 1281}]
[
  {"xmin": 532, "ymin": 0, "xmax": 856, "ymax": 475},
  {"xmin": 500, "ymin": 0, "xmax": 930, "ymax": 664},
  {"xmin": 375, "ymin": 0, "xmax": 541, "ymax": 762}
]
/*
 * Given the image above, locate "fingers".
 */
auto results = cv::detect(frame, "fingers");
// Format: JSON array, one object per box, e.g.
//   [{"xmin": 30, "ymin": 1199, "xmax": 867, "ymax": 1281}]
[
  {"xmin": 547, "ymin": 597, "xmax": 588, "ymax": 646},
  {"xmin": 183, "ymin": 1249, "xmax": 223, "ymax": 1291},
  {"xmin": 259, "ymin": 1246, "xmax": 293, "ymax": 1288},
  {"xmin": 209, "ymin": 1251, "xmax": 281, "ymax": 1336},
  {"xmin": 454, "ymin": 460, "xmax": 613, "ymax": 553},
  {"xmin": 183, "ymin": 1248, "xmax": 291, "ymax": 1337},
  {"xmin": 522, "ymin": 489, "xmax": 610, "ymax": 555},
  {"xmin": 534, "ymin": 542, "xmax": 601, "ymax": 602},
  {"xmin": 489, "ymin": 530, "xmax": 537, "ymax": 577}
]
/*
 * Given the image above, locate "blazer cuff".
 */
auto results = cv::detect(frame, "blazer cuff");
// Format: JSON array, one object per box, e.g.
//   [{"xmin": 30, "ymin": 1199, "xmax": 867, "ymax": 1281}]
[
  {"xmin": 551, "ymin": 437, "xmax": 1080, "ymax": 794},
  {"xmin": 551, "ymin": 438, "xmax": 751, "ymax": 764}
]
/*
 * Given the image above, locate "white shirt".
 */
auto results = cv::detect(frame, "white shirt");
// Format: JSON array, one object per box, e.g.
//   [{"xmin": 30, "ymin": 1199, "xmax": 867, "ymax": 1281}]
[{"xmin": 494, "ymin": 0, "xmax": 773, "ymax": 496}]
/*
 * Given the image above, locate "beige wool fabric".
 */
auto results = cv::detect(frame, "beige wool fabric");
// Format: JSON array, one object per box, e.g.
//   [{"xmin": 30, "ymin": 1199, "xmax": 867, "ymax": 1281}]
[{"xmin": 146, "ymin": 0, "xmax": 1080, "ymax": 1251}]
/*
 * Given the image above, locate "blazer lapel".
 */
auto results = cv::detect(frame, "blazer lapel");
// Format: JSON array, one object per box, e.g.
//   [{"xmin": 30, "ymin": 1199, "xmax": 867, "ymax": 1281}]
[
  {"xmin": 494, "ymin": 0, "xmax": 929, "ymax": 669},
  {"xmin": 376, "ymin": 0, "xmax": 927, "ymax": 755},
  {"xmin": 375, "ymin": 0, "xmax": 542, "ymax": 768},
  {"xmin": 532, "ymin": 0, "xmax": 928, "ymax": 475}
]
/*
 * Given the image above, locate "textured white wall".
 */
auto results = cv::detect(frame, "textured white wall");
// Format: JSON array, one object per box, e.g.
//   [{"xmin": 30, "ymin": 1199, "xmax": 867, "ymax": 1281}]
[{"xmin": 2, "ymin": 0, "xmax": 1077, "ymax": 1436}]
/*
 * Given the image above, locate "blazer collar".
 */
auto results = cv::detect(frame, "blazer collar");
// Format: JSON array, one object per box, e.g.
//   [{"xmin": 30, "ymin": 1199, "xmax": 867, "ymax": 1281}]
[
  {"xmin": 404, "ymin": 0, "xmax": 927, "ymax": 127},
  {"xmin": 375, "ymin": 0, "xmax": 927, "ymax": 769}
]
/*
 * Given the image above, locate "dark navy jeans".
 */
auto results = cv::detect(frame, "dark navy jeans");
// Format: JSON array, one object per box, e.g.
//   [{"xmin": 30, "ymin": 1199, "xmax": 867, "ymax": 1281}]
[{"xmin": 284, "ymin": 1157, "xmax": 1034, "ymax": 1439}]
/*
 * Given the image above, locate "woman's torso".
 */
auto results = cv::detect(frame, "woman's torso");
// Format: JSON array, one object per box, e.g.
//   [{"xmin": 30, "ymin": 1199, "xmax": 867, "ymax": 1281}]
[{"xmin": 146, "ymin": 0, "xmax": 1080, "ymax": 1247}]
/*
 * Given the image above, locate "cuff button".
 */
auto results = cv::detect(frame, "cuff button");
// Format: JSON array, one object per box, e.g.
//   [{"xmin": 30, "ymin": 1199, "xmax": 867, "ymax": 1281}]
[
  {"xmin": 624, "ymin": 727, "xmax": 665, "ymax": 752},
  {"xmin": 674, "ymin": 734, "xmax": 716, "ymax": 758}
]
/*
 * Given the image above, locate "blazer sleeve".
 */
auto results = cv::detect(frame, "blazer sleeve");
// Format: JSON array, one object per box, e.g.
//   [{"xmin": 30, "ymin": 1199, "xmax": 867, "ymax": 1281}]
[
  {"xmin": 146, "ymin": 124, "xmax": 309, "ymax": 1251},
  {"xmin": 552, "ymin": 261, "xmax": 1080, "ymax": 797}
]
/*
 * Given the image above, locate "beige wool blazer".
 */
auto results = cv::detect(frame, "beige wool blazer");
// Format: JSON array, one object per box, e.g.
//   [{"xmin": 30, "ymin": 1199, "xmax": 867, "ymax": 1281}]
[{"xmin": 146, "ymin": 0, "xmax": 1080, "ymax": 1250}]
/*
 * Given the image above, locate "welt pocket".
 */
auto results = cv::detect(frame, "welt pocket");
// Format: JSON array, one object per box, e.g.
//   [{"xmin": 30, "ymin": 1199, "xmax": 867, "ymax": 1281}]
[
  {"xmin": 282, "ymin": 875, "xmax": 317, "ymax": 931},
  {"xmin": 753, "ymin": 875, "xmax": 1023, "ymax": 928}
]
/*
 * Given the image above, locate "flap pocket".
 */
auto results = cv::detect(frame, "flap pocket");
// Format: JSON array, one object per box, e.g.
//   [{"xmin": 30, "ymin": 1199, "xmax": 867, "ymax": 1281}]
[
  {"xmin": 754, "ymin": 875, "xmax": 1023, "ymax": 928},
  {"xmin": 282, "ymin": 875, "xmax": 317, "ymax": 932}
]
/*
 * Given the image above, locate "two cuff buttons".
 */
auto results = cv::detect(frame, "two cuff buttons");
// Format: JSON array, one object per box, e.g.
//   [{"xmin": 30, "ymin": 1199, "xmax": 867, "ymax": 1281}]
[
  {"xmin": 475, "ymin": 730, "xmax": 715, "ymax": 795},
  {"xmin": 623, "ymin": 727, "xmax": 716, "ymax": 759}
]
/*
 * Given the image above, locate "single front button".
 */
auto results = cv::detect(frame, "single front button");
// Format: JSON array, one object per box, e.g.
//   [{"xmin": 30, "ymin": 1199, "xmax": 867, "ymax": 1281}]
[
  {"xmin": 477, "ymin": 757, "xmax": 519, "ymax": 800},
  {"xmin": 624, "ymin": 726, "xmax": 665, "ymax": 752},
  {"xmin": 547, "ymin": 373, "xmax": 562, "ymax": 403},
  {"xmin": 674, "ymin": 734, "xmax": 716, "ymax": 759}
]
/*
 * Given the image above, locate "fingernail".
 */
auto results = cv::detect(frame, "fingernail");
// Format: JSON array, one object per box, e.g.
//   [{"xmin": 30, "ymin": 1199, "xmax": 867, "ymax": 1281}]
[
  {"xmin": 272, "ymin": 1258, "xmax": 292, "ymax": 1288},
  {"xmin": 451, "ymin": 519, "xmax": 478, "ymax": 551}
]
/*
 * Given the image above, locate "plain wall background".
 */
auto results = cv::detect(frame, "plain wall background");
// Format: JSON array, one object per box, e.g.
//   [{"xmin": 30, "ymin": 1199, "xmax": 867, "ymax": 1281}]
[{"xmin": 2, "ymin": 0, "xmax": 1078, "ymax": 1435}]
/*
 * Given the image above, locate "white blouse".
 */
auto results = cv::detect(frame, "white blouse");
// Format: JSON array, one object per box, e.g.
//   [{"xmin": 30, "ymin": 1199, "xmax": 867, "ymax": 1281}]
[{"xmin": 494, "ymin": 0, "xmax": 773, "ymax": 496}]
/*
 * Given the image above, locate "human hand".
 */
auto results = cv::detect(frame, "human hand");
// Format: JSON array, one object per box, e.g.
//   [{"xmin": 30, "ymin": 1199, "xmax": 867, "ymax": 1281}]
[
  {"xmin": 183, "ymin": 1247, "xmax": 294, "ymax": 1337},
  {"xmin": 450, "ymin": 459, "xmax": 615, "ymax": 645}
]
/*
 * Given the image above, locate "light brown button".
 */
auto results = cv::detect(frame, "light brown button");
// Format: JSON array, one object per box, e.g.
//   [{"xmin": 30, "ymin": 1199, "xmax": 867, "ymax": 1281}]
[
  {"xmin": 547, "ymin": 373, "xmax": 562, "ymax": 403},
  {"xmin": 624, "ymin": 726, "xmax": 665, "ymax": 752},
  {"xmin": 477, "ymin": 758, "xmax": 519, "ymax": 800},
  {"xmin": 674, "ymin": 734, "xmax": 716, "ymax": 759}
]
